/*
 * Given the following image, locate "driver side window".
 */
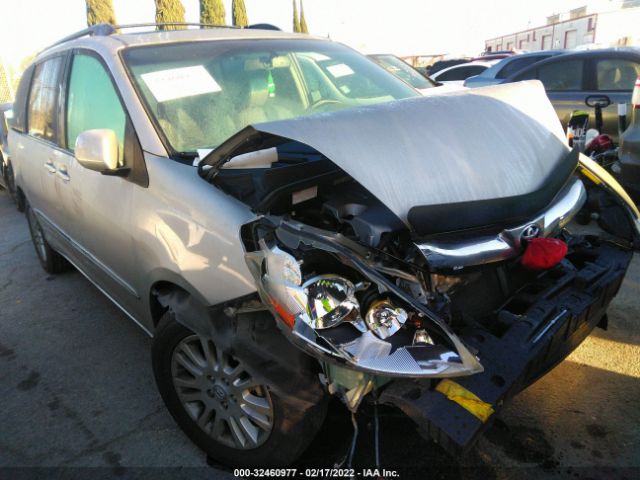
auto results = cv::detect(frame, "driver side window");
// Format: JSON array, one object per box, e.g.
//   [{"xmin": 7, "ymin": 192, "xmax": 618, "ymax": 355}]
[
  {"xmin": 66, "ymin": 54, "xmax": 126, "ymax": 165},
  {"xmin": 537, "ymin": 60, "xmax": 583, "ymax": 91}
]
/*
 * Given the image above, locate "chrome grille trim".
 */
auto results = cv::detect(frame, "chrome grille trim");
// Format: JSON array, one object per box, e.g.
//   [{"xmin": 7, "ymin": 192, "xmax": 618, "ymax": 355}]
[{"xmin": 416, "ymin": 176, "xmax": 587, "ymax": 269}]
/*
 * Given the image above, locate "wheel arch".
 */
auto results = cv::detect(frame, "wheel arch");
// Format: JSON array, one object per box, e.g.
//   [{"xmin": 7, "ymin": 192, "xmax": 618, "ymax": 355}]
[{"xmin": 148, "ymin": 276, "xmax": 208, "ymax": 330}]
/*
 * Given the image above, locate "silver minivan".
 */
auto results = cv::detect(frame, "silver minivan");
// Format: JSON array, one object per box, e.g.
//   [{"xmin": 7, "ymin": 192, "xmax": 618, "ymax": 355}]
[{"xmin": 9, "ymin": 24, "xmax": 640, "ymax": 467}]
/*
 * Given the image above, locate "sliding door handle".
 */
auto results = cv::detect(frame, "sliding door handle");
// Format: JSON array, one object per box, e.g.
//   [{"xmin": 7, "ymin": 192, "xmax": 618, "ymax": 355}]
[
  {"xmin": 44, "ymin": 159, "xmax": 56, "ymax": 174},
  {"xmin": 56, "ymin": 166, "xmax": 70, "ymax": 182}
]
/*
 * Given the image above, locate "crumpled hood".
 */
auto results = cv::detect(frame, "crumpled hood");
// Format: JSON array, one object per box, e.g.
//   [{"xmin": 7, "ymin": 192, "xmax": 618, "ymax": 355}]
[{"xmin": 214, "ymin": 80, "xmax": 570, "ymax": 224}]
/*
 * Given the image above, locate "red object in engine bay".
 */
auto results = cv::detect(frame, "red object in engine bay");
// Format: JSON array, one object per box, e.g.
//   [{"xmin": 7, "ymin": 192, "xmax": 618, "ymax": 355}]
[{"xmin": 521, "ymin": 237, "xmax": 568, "ymax": 271}]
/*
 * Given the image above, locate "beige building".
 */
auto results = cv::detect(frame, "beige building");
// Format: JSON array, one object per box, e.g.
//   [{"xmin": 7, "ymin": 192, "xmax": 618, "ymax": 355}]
[{"xmin": 485, "ymin": 1, "xmax": 640, "ymax": 52}]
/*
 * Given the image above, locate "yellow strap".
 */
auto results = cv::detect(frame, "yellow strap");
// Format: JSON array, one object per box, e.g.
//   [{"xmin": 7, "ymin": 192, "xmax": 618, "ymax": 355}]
[{"xmin": 435, "ymin": 379, "xmax": 495, "ymax": 423}]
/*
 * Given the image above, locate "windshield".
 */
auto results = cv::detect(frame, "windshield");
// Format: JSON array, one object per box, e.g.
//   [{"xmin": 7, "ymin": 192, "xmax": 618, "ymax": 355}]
[
  {"xmin": 123, "ymin": 39, "xmax": 418, "ymax": 154},
  {"xmin": 370, "ymin": 55, "xmax": 435, "ymax": 90}
]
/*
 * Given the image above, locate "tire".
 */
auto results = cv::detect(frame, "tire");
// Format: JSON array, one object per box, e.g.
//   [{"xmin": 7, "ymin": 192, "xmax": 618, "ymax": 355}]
[
  {"xmin": 5, "ymin": 162, "xmax": 17, "ymax": 205},
  {"xmin": 25, "ymin": 203, "xmax": 70, "ymax": 274},
  {"xmin": 15, "ymin": 187, "xmax": 26, "ymax": 213},
  {"xmin": 152, "ymin": 310, "xmax": 328, "ymax": 467}
]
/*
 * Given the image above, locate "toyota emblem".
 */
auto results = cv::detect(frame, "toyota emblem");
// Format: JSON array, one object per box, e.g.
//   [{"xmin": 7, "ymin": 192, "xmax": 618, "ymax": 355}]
[{"xmin": 521, "ymin": 224, "xmax": 541, "ymax": 240}]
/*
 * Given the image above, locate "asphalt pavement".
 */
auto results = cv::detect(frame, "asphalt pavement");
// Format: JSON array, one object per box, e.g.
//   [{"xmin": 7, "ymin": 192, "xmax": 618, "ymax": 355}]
[{"xmin": 0, "ymin": 187, "xmax": 638, "ymax": 480}]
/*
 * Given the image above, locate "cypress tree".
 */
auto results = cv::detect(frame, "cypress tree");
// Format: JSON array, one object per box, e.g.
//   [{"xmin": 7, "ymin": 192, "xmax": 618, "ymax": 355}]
[
  {"xmin": 200, "ymin": 0, "xmax": 226, "ymax": 25},
  {"xmin": 86, "ymin": 0, "xmax": 117, "ymax": 27},
  {"xmin": 232, "ymin": 0, "xmax": 249, "ymax": 27},
  {"xmin": 293, "ymin": 0, "xmax": 301, "ymax": 33},
  {"xmin": 299, "ymin": 0, "xmax": 309, "ymax": 33},
  {"xmin": 155, "ymin": 0, "xmax": 186, "ymax": 30}
]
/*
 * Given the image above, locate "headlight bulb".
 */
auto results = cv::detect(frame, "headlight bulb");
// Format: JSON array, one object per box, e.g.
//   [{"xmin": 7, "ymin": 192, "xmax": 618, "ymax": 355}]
[{"xmin": 365, "ymin": 298, "xmax": 408, "ymax": 339}]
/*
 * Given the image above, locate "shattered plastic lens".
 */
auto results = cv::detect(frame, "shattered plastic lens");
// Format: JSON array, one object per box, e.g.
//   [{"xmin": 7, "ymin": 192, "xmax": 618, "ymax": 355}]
[
  {"xmin": 245, "ymin": 232, "xmax": 484, "ymax": 378},
  {"xmin": 261, "ymin": 244, "xmax": 306, "ymax": 326}
]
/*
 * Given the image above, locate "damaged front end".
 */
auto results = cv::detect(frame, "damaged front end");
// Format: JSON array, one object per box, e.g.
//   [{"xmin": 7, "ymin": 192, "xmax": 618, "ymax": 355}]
[
  {"xmin": 243, "ymin": 217, "xmax": 484, "ymax": 407},
  {"xmin": 199, "ymin": 82, "xmax": 639, "ymax": 454}
]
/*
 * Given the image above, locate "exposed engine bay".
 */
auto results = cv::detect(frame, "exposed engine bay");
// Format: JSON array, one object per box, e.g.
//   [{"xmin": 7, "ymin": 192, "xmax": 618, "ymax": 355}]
[
  {"xmin": 198, "ymin": 83, "xmax": 640, "ymax": 451},
  {"xmin": 201, "ymin": 134, "xmax": 636, "ymax": 401}
]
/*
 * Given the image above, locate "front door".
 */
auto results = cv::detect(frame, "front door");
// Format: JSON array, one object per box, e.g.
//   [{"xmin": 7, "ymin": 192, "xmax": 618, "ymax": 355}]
[
  {"xmin": 535, "ymin": 58, "xmax": 588, "ymax": 130},
  {"xmin": 62, "ymin": 52, "xmax": 141, "ymax": 313},
  {"xmin": 592, "ymin": 57, "xmax": 640, "ymax": 141}
]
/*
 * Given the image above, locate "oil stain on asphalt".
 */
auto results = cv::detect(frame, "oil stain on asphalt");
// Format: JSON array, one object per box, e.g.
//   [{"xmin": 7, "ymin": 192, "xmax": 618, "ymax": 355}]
[{"xmin": 16, "ymin": 371, "xmax": 40, "ymax": 391}]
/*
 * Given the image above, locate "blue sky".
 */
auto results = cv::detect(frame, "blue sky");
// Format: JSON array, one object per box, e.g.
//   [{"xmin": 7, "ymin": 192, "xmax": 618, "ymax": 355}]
[{"xmin": 1, "ymin": 0, "xmax": 593, "ymax": 68}]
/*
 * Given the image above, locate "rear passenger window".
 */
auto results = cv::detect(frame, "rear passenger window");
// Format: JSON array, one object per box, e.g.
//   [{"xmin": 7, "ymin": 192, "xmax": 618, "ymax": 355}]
[
  {"xmin": 596, "ymin": 59, "xmax": 640, "ymax": 91},
  {"xmin": 66, "ymin": 54, "xmax": 126, "ymax": 165},
  {"xmin": 437, "ymin": 65, "xmax": 486, "ymax": 81},
  {"xmin": 537, "ymin": 60, "xmax": 583, "ymax": 91},
  {"xmin": 28, "ymin": 57, "xmax": 63, "ymax": 142},
  {"xmin": 497, "ymin": 56, "xmax": 550, "ymax": 79},
  {"xmin": 10, "ymin": 65, "xmax": 34, "ymax": 133}
]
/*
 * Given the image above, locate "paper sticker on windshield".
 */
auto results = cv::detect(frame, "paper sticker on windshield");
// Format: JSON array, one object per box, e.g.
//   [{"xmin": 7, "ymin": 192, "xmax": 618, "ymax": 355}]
[
  {"xmin": 141, "ymin": 66, "xmax": 221, "ymax": 102},
  {"xmin": 327, "ymin": 63, "xmax": 354, "ymax": 78},
  {"xmin": 305, "ymin": 52, "xmax": 331, "ymax": 62}
]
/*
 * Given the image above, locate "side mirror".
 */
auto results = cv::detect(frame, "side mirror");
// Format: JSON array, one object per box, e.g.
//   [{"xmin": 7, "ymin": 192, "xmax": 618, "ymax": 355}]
[{"xmin": 75, "ymin": 129, "xmax": 119, "ymax": 172}]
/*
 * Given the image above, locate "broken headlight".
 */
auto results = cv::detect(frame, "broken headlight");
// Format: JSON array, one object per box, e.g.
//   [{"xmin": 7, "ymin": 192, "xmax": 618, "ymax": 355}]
[
  {"xmin": 365, "ymin": 298, "xmax": 408, "ymax": 339},
  {"xmin": 245, "ymin": 229, "xmax": 483, "ymax": 378},
  {"xmin": 303, "ymin": 275, "xmax": 367, "ymax": 332}
]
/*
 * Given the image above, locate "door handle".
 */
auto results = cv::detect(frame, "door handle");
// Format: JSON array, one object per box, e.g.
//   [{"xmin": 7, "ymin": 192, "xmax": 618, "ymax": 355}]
[
  {"xmin": 44, "ymin": 159, "xmax": 56, "ymax": 174},
  {"xmin": 56, "ymin": 165, "xmax": 70, "ymax": 182},
  {"xmin": 585, "ymin": 95, "xmax": 611, "ymax": 108}
]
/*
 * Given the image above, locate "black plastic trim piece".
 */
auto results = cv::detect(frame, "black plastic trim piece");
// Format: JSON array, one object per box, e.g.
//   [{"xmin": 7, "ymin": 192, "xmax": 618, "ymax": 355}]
[{"xmin": 408, "ymin": 148, "xmax": 580, "ymax": 235}]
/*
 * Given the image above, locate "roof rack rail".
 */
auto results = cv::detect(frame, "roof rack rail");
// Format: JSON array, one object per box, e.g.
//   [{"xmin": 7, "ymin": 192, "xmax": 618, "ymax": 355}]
[
  {"xmin": 47, "ymin": 22, "xmax": 240, "ymax": 50},
  {"xmin": 49, "ymin": 23, "xmax": 116, "ymax": 48},
  {"xmin": 114, "ymin": 22, "xmax": 238, "ymax": 31}
]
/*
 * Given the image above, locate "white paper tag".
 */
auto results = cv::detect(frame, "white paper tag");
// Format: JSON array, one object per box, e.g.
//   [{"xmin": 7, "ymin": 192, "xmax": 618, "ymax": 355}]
[
  {"xmin": 194, "ymin": 148, "xmax": 215, "ymax": 166},
  {"xmin": 222, "ymin": 147, "xmax": 278, "ymax": 169},
  {"xmin": 327, "ymin": 63, "xmax": 354, "ymax": 78},
  {"xmin": 305, "ymin": 52, "xmax": 331, "ymax": 62},
  {"xmin": 141, "ymin": 66, "xmax": 222, "ymax": 103}
]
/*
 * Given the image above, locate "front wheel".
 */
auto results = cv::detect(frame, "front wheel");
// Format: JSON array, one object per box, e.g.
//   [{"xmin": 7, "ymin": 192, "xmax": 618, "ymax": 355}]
[
  {"xmin": 152, "ymin": 312, "xmax": 328, "ymax": 467},
  {"xmin": 5, "ymin": 162, "xmax": 17, "ymax": 205},
  {"xmin": 25, "ymin": 203, "xmax": 69, "ymax": 274}
]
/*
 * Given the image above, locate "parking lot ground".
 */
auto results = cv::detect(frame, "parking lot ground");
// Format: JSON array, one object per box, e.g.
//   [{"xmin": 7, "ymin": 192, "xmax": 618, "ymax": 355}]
[{"xmin": 0, "ymin": 187, "xmax": 638, "ymax": 479}]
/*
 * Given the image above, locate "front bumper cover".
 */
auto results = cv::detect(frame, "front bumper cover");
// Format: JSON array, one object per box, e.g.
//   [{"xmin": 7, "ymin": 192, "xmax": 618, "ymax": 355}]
[{"xmin": 379, "ymin": 240, "xmax": 632, "ymax": 455}]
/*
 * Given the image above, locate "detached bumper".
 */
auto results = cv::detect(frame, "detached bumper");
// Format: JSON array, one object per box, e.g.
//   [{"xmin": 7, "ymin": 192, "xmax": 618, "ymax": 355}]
[{"xmin": 380, "ymin": 241, "xmax": 632, "ymax": 456}]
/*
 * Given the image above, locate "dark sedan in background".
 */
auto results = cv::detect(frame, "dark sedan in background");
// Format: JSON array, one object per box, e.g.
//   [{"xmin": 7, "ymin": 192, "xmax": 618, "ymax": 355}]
[
  {"xmin": 503, "ymin": 48, "xmax": 640, "ymax": 141},
  {"xmin": 464, "ymin": 50, "xmax": 566, "ymax": 88}
]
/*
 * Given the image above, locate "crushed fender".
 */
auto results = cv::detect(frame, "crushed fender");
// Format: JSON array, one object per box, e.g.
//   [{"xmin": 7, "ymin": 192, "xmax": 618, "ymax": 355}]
[{"xmin": 154, "ymin": 288, "xmax": 326, "ymax": 411}]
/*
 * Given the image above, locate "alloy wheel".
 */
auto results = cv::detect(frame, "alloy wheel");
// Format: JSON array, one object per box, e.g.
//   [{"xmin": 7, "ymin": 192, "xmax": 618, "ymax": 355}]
[
  {"xmin": 27, "ymin": 208, "xmax": 48, "ymax": 261},
  {"xmin": 171, "ymin": 334, "xmax": 274, "ymax": 449}
]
